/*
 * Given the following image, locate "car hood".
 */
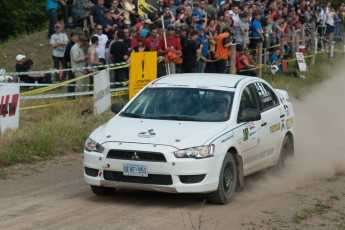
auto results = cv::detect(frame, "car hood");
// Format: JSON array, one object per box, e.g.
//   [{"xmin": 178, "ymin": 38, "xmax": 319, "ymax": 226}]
[{"xmin": 102, "ymin": 116, "xmax": 228, "ymax": 149}]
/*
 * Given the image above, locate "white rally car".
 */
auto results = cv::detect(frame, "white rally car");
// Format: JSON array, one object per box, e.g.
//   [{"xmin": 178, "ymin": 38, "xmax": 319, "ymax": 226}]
[{"xmin": 84, "ymin": 74, "xmax": 295, "ymax": 204}]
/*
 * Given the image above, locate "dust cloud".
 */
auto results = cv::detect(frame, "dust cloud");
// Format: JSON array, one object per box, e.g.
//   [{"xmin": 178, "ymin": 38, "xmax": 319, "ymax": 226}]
[{"xmin": 238, "ymin": 63, "xmax": 345, "ymax": 200}]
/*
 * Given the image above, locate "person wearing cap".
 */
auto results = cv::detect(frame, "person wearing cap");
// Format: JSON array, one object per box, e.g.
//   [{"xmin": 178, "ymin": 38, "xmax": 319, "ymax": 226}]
[
  {"xmin": 140, "ymin": 18, "xmax": 153, "ymax": 37},
  {"xmin": 196, "ymin": 24, "xmax": 209, "ymax": 73},
  {"xmin": 182, "ymin": 30, "xmax": 202, "ymax": 73},
  {"xmin": 46, "ymin": 0, "xmax": 65, "ymax": 38},
  {"xmin": 158, "ymin": 24, "xmax": 182, "ymax": 74},
  {"xmin": 71, "ymin": 35, "xmax": 88, "ymax": 96},
  {"xmin": 50, "ymin": 23, "xmax": 69, "ymax": 82},
  {"xmin": 15, "ymin": 54, "xmax": 28, "ymax": 82},
  {"xmin": 192, "ymin": 2, "xmax": 201, "ymax": 20}
]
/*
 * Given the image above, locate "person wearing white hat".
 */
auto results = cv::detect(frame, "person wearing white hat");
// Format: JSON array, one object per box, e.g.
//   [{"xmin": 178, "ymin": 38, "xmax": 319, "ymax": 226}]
[{"xmin": 15, "ymin": 54, "xmax": 27, "ymax": 82}]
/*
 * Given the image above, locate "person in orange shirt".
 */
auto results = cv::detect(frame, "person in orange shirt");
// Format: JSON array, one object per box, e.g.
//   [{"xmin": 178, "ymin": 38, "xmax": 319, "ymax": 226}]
[
  {"xmin": 215, "ymin": 27, "xmax": 232, "ymax": 74},
  {"xmin": 237, "ymin": 49, "xmax": 256, "ymax": 77}
]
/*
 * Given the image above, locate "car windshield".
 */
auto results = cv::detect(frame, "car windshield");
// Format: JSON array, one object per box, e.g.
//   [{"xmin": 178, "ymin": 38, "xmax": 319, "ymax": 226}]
[{"xmin": 121, "ymin": 87, "xmax": 234, "ymax": 122}]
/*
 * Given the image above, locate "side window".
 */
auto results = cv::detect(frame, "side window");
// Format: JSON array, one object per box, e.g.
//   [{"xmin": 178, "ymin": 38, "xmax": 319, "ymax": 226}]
[
  {"xmin": 254, "ymin": 82, "xmax": 279, "ymax": 111},
  {"xmin": 239, "ymin": 85, "xmax": 260, "ymax": 113}
]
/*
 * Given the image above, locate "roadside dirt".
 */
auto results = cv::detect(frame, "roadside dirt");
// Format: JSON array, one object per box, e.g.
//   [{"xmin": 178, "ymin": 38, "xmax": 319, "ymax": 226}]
[{"xmin": 1, "ymin": 69, "xmax": 345, "ymax": 230}]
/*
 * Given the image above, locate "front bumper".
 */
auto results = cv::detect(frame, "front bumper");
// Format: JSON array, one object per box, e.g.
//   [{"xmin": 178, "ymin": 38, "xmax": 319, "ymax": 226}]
[{"xmin": 83, "ymin": 142, "xmax": 223, "ymax": 193}]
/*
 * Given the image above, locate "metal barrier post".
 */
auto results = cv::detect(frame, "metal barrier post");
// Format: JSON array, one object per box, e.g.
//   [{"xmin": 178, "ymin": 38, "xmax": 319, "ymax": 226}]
[
  {"xmin": 301, "ymin": 25, "xmax": 306, "ymax": 46},
  {"xmin": 311, "ymin": 22, "xmax": 316, "ymax": 65},
  {"xmin": 328, "ymin": 33, "xmax": 333, "ymax": 62}
]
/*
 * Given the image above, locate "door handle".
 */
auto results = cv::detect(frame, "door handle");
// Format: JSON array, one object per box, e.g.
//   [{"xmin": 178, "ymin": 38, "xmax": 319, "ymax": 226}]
[
  {"xmin": 261, "ymin": 122, "xmax": 267, "ymax": 127},
  {"xmin": 280, "ymin": 114, "xmax": 285, "ymax": 118}
]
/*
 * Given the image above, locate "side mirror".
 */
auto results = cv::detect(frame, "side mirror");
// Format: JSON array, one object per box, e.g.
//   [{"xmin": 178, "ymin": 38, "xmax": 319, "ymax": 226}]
[
  {"xmin": 111, "ymin": 102, "xmax": 125, "ymax": 114},
  {"xmin": 238, "ymin": 108, "xmax": 261, "ymax": 123}
]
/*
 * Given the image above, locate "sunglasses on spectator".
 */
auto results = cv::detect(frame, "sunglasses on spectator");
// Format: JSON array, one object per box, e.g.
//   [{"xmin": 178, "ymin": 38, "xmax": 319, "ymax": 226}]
[
  {"xmin": 55, "ymin": 27, "xmax": 61, "ymax": 29},
  {"xmin": 97, "ymin": 28, "xmax": 103, "ymax": 30},
  {"xmin": 167, "ymin": 28, "xmax": 174, "ymax": 31}
]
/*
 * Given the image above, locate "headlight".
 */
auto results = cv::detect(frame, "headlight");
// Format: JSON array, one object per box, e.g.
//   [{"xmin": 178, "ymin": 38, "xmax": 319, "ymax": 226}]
[
  {"xmin": 84, "ymin": 138, "xmax": 105, "ymax": 153},
  {"xmin": 174, "ymin": 145, "xmax": 215, "ymax": 158}
]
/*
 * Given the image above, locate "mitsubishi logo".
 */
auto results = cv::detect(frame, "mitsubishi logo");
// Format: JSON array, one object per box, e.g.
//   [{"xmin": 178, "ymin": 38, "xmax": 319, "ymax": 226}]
[
  {"xmin": 138, "ymin": 129, "xmax": 156, "ymax": 138},
  {"xmin": 131, "ymin": 152, "xmax": 140, "ymax": 160}
]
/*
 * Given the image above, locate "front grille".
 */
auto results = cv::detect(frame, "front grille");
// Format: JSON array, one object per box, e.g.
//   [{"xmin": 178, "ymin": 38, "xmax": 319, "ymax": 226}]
[
  {"xmin": 179, "ymin": 174, "xmax": 206, "ymax": 184},
  {"xmin": 103, "ymin": 170, "xmax": 173, "ymax": 185},
  {"xmin": 85, "ymin": 167, "xmax": 99, "ymax": 177},
  {"xmin": 106, "ymin": 150, "xmax": 167, "ymax": 162}
]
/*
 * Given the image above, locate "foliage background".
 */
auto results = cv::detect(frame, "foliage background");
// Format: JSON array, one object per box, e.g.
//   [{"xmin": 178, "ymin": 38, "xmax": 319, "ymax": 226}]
[{"xmin": 0, "ymin": 1, "xmax": 47, "ymax": 41}]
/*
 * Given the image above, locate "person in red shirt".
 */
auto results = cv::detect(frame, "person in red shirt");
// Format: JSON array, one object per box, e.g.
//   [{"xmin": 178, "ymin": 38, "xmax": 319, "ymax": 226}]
[
  {"xmin": 146, "ymin": 25, "xmax": 160, "ymax": 51},
  {"xmin": 158, "ymin": 24, "xmax": 182, "ymax": 74}
]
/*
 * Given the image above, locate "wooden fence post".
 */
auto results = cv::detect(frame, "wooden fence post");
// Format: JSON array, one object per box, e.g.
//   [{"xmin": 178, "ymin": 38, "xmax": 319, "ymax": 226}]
[
  {"xmin": 230, "ymin": 44, "xmax": 237, "ymax": 74},
  {"xmin": 256, "ymin": 42, "xmax": 262, "ymax": 77}
]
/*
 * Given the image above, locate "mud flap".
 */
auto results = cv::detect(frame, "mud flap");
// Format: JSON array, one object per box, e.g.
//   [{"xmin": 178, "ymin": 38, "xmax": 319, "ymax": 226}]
[{"xmin": 235, "ymin": 154, "xmax": 244, "ymax": 192}]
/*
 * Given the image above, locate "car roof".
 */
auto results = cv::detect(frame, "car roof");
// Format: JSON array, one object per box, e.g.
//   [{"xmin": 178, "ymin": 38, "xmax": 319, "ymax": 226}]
[{"xmin": 153, "ymin": 73, "xmax": 256, "ymax": 89}]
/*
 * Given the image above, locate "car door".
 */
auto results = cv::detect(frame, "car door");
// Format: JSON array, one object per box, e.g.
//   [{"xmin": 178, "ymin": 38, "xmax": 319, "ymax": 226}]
[
  {"xmin": 237, "ymin": 84, "xmax": 262, "ymax": 173},
  {"xmin": 253, "ymin": 81, "xmax": 284, "ymax": 166}
]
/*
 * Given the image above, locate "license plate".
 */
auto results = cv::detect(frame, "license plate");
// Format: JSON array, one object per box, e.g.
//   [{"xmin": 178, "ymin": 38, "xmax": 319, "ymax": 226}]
[{"xmin": 123, "ymin": 164, "xmax": 148, "ymax": 177}]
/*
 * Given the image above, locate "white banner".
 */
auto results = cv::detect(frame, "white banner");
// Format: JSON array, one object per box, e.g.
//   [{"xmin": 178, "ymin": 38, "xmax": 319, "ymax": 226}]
[
  {"xmin": 93, "ymin": 69, "xmax": 111, "ymax": 116},
  {"xmin": 0, "ymin": 84, "xmax": 20, "ymax": 134},
  {"xmin": 296, "ymin": 52, "xmax": 307, "ymax": 72}
]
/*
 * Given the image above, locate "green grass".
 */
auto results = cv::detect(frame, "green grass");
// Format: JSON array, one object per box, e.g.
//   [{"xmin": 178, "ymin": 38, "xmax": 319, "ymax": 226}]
[{"xmin": 292, "ymin": 194, "xmax": 342, "ymax": 224}]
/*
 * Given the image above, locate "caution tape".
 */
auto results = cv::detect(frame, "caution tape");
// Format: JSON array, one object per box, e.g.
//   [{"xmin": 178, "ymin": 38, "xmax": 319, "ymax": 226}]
[
  {"xmin": 20, "ymin": 90, "xmax": 129, "ymax": 110},
  {"xmin": 20, "ymin": 87, "xmax": 129, "ymax": 100},
  {"xmin": 20, "ymin": 64, "xmax": 129, "ymax": 96}
]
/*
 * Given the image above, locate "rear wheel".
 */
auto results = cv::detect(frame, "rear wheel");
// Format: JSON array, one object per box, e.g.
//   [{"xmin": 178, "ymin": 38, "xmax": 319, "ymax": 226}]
[
  {"xmin": 91, "ymin": 185, "xmax": 116, "ymax": 196},
  {"xmin": 208, "ymin": 153, "xmax": 237, "ymax": 204},
  {"xmin": 277, "ymin": 135, "xmax": 294, "ymax": 168}
]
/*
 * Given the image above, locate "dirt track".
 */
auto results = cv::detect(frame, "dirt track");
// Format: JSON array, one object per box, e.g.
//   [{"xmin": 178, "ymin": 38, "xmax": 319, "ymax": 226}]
[{"xmin": 1, "ymin": 69, "xmax": 345, "ymax": 230}]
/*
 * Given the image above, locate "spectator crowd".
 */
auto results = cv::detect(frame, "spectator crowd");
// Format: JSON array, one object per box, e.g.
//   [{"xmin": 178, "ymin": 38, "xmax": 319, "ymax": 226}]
[{"xmin": 15, "ymin": 0, "xmax": 345, "ymax": 87}]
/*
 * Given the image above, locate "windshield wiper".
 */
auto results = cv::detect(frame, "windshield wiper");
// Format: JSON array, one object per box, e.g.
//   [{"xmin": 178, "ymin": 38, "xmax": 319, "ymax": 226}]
[
  {"xmin": 155, "ymin": 115, "xmax": 203, "ymax": 121},
  {"xmin": 120, "ymin": 112, "xmax": 144, "ymax": 118}
]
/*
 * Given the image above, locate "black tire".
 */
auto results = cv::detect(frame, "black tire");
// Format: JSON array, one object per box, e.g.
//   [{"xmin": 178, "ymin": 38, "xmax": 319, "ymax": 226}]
[
  {"xmin": 90, "ymin": 185, "xmax": 116, "ymax": 196},
  {"xmin": 208, "ymin": 153, "xmax": 237, "ymax": 204},
  {"xmin": 277, "ymin": 135, "xmax": 294, "ymax": 168}
]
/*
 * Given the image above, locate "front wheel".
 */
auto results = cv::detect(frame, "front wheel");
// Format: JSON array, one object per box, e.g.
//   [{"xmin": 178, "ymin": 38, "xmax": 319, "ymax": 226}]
[
  {"xmin": 91, "ymin": 185, "xmax": 116, "ymax": 196},
  {"xmin": 208, "ymin": 153, "xmax": 237, "ymax": 204},
  {"xmin": 277, "ymin": 135, "xmax": 294, "ymax": 168}
]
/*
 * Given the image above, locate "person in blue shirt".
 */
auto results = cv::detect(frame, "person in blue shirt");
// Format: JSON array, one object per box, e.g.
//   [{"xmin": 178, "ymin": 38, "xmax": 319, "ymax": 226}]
[
  {"xmin": 250, "ymin": 12, "xmax": 264, "ymax": 49},
  {"xmin": 46, "ymin": 0, "xmax": 64, "ymax": 38},
  {"xmin": 192, "ymin": 2, "xmax": 201, "ymax": 20},
  {"xmin": 196, "ymin": 24, "xmax": 209, "ymax": 73},
  {"xmin": 270, "ymin": 49, "xmax": 304, "ymax": 78}
]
